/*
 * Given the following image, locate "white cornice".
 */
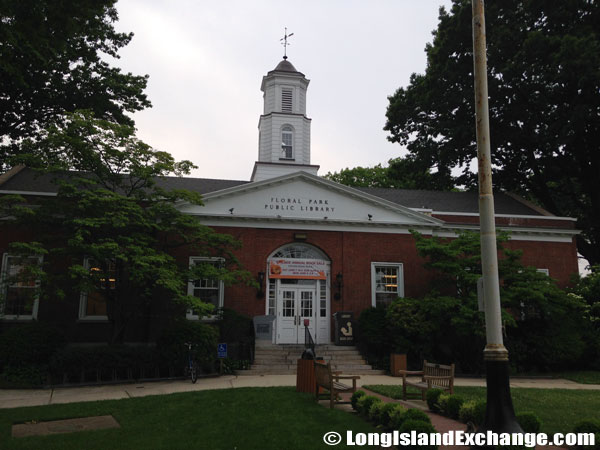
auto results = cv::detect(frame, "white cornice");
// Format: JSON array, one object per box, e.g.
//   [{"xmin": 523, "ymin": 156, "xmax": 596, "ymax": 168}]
[{"xmin": 430, "ymin": 210, "xmax": 577, "ymax": 221}]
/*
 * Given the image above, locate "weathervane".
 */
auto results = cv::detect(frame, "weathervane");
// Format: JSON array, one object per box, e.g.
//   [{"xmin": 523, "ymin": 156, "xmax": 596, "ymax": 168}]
[{"xmin": 280, "ymin": 27, "xmax": 294, "ymax": 60}]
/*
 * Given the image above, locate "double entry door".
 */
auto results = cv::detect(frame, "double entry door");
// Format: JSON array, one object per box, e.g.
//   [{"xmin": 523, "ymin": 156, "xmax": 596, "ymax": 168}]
[{"xmin": 277, "ymin": 284, "xmax": 317, "ymax": 344}]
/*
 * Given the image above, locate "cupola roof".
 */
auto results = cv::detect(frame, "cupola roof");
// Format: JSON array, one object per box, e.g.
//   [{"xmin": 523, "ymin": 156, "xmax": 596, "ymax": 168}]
[{"xmin": 268, "ymin": 59, "xmax": 304, "ymax": 77}]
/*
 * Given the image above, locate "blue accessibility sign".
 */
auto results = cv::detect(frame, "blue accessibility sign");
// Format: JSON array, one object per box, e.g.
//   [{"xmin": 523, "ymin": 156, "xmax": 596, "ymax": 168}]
[{"xmin": 217, "ymin": 343, "xmax": 227, "ymax": 359}]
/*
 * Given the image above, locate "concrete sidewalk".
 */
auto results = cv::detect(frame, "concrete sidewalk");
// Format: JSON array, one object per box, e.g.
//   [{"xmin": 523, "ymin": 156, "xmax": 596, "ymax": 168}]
[{"xmin": 1, "ymin": 374, "xmax": 598, "ymax": 409}]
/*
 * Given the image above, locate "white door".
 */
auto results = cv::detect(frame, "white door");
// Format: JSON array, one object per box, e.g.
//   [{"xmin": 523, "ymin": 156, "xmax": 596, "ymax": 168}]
[{"xmin": 277, "ymin": 286, "xmax": 318, "ymax": 344}]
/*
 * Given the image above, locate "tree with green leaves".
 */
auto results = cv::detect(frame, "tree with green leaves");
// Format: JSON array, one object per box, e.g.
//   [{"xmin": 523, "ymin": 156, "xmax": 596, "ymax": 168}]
[
  {"xmin": 2, "ymin": 112, "xmax": 253, "ymax": 343},
  {"xmin": 384, "ymin": 231, "xmax": 587, "ymax": 372},
  {"xmin": 0, "ymin": 0, "xmax": 150, "ymax": 171},
  {"xmin": 325, "ymin": 156, "xmax": 452, "ymax": 190},
  {"xmin": 384, "ymin": 0, "xmax": 600, "ymax": 266}
]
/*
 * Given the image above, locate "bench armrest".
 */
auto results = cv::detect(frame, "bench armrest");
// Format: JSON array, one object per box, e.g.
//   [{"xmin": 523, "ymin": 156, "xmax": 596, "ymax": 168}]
[
  {"xmin": 334, "ymin": 375, "xmax": 361, "ymax": 380},
  {"xmin": 398, "ymin": 370, "xmax": 423, "ymax": 375}
]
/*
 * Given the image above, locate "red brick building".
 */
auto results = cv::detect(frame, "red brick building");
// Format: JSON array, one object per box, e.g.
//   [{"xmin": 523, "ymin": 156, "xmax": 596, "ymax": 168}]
[{"xmin": 0, "ymin": 59, "xmax": 579, "ymax": 346}]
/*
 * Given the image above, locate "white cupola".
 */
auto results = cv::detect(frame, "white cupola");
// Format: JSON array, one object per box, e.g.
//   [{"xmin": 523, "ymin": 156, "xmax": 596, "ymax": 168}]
[{"xmin": 251, "ymin": 58, "xmax": 318, "ymax": 182}]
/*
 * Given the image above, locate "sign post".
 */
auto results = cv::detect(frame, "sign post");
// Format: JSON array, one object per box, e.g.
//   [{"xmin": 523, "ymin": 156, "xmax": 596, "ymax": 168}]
[{"xmin": 217, "ymin": 343, "xmax": 227, "ymax": 375}]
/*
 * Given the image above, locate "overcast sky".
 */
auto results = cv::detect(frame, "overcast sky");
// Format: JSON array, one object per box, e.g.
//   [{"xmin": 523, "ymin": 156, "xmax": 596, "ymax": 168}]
[{"xmin": 112, "ymin": 0, "xmax": 454, "ymax": 181}]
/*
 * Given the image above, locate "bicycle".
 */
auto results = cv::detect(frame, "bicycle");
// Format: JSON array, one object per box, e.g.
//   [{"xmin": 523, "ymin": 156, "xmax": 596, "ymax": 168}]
[{"xmin": 184, "ymin": 342, "xmax": 198, "ymax": 383}]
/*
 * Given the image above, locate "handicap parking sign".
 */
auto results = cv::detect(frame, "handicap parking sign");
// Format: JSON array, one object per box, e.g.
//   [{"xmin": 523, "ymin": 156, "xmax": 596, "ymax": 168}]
[{"xmin": 217, "ymin": 343, "xmax": 227, "ymax": 359}]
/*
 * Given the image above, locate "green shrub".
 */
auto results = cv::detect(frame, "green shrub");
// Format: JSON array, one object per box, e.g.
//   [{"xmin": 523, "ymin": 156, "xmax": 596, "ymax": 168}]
[
  {"xmin": 573, "ymin": 420, "xmax": 600, "ymax": 450},
  {"xmin": 516, "ymin": 411, "xmax": 541, "ymax": 433},
  {"xmin": 403, "ymin": 408, "xmax": 432, "ymax": 424},
  {"xmin": 218, "ymin": 308, "xmax": 253, "ymax": 344},
  {"xmin": 426, "ymin": 388, "xmax": 444, "ymax": 413},
  {"xmin": 458, "ymin": 400, "xmax": 487, "ymax": 426},
  {"xmin": 0, "ymin": 323, "xmax": 65, "ymax": 368},
  {"xmin": 389, "ymin": 406, "xmax": 408, "ymax": 430},
  {"xmin": 0, "ymin": 365, "xmax": 46, "ymax": 388},
  {"xmin": 438, "ymin": 394, "xmax": 450, "ymax": 414},
  {"xmin": 390, "ymin": 407, "xmax": 432, "ymax": 431},
  {"xmin": 444, "ymin": 394, "xmax": 465, "ymax": 420},
  {"xmin": 398, "ymin": 419, "xmax": 438, "ymax": 450},
  {"xmin": 156, "ymin": 320, "xmax": 219, "ymax": 371},
  {"xmin": 369, "ymin": 401, "xmax": 386, "ymax": 424},
  {"xmin": 357, "ymin": 395, "xmax": 381, "ymax": 417},
  {"xmin": 381, "ymin": 403, "xmax": 404, "ymax": 429},
  {"xmin": 351, "ymin": 390, "xmax": 366, "ymax": 411},
  {"xmin": 0, "ymin": 323, "xmax": 65, "ymax": 387},
  {"xmin": 49, "ymin": 345, "xmax": 158, "ymax": 382}
]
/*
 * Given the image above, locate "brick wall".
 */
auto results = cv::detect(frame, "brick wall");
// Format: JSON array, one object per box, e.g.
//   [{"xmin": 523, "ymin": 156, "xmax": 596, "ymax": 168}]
[{"xmin": 0, "ymin": 224, "xmax": 579, "ymax": 343}]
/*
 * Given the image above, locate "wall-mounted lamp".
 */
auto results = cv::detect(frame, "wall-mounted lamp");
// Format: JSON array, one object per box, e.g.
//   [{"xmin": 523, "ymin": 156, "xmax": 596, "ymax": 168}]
[
  {"xmin": 257, "ymin": 271, "xmax": 265, "ymax": 298},
  {"xmin": 367, "ymin": 214, "xmax": 373, "ymax": 221},
  {"xmin": 334, "ymin": 272, "xmax": 343, "ymax": 301},
  {"xmin": 229, "ymin": 208, "xmax": 234, "ymax": 215}
]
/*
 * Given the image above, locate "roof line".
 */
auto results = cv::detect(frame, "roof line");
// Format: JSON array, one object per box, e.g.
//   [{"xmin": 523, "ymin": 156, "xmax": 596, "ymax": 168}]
[
  {"xmin": 505, "ymin": 192, "xmax": 554, "ymax": 216},
  {"xmin": 0, "ymin": 165, "xmax": 27, "ymax": 187},
  {"xmin": 430, "ymin": 211, "xmax": 576, "ymax": 221}
]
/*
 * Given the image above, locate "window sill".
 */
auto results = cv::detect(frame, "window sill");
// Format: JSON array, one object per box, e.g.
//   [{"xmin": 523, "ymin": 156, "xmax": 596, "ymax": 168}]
[
  {"xmin": 1, "ymin": 316, "xmax": 36, "ymax": 322},
  {"xmin": 186, "ymin": 315, "xmax": 219, "ymax": 322},
  {"xmin": 77, "ymin": 317, "xmax": 110, "ymax": 323},
  {"xmin": 279, "ymin": 158, "xmax": 295, "ymax": 161}
]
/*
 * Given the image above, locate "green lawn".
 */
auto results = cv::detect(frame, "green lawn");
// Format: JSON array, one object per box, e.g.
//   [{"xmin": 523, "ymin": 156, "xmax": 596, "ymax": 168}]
[
  {"xmin": 364, "ymin": 384, "xmax": 600, "ymax": 435},
  {"xmin": 554, "ymin": 370, "xmax": 600, "ymax": 385},
  {"xmin": 0, "ymin": 387, "xmax": 380, "ymax": 450}
]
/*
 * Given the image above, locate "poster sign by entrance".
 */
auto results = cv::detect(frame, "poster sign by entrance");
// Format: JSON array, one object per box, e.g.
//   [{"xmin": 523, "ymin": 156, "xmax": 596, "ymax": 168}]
[
  {"xmin": 269, "ymin": 258, "xmax": 327, "ymax": 280},
  {"xmin": 217, "ymin": 343, "xmax": 227, "ymax": 358}
]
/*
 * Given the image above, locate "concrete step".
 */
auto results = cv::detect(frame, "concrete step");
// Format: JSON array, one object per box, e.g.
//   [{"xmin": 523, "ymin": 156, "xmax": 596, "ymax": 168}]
[
  {"xmin": 331, "ymin": 364, "xmax": 374, "ymax": 371},
  {"xmin": 250, "ymin": 364, "xmax": 294, "ymax": 370},
  {"xmin": 255, "ymin": 350, "xmax": 363, "ymax": 358},
  {"xmin": 253, "ymin": 355, "xmax": 366, "ymax": 363},
  {"xmin": 238, "ymin": 370, "xmax": 296, "ymax": 375}
]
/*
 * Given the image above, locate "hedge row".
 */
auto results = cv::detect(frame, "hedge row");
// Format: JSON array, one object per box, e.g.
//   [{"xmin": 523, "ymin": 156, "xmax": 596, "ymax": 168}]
[
  {"xmin": 0, "ymin": 319, "xmax": 220, "ymax": 387},
  {"xmin": 351, "ymin": 390, "xmax": 438, "ymax": 450},
  {"xmin": 426, "ymin": 388, "xmax": 542, "ymax": 432}
]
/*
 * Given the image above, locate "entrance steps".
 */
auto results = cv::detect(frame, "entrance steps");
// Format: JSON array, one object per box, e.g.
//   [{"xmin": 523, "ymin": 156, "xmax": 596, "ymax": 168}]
[{"xmin": 238, "ymin": 344, "xmax": 385, "ymax": 375}]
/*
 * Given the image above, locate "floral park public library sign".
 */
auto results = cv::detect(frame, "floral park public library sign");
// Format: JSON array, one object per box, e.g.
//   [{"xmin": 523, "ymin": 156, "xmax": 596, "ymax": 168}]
[{"xmin": 265, "ymin": 197, "xmax": 335, "ymax": 214}]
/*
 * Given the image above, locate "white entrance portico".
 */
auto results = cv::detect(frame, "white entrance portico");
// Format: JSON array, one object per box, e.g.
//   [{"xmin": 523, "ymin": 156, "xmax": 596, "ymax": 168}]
[{"xmin": 266, "ymin": 244, "xmax": 330, "ymax": 344}]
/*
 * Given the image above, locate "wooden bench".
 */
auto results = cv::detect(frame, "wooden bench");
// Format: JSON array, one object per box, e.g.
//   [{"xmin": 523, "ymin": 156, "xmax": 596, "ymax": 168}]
[
  {"xmin": 399, "ymin": 360, "xmax": 455, "ymax": 400},
  {"xmin": 314, "ymin": 361, "xmax": 360, "ymax": 409}
]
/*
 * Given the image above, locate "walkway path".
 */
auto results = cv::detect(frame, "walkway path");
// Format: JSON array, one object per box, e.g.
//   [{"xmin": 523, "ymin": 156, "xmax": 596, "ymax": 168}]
[{"xmin": 1, "ymin": 374, "xmax": 597, "ymax": 409}]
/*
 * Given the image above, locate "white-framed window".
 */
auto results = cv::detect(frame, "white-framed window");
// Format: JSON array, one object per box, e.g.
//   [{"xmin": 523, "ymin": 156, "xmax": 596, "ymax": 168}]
[
  {"xmin": 537, "ymin": 268, "xmax": 550, "ymax": 276},
  {"xmin": 78, "ymin": 257, "xmax": 113, "ymax": 321},
  {"xmin": 267, "ymin": 278, "xmax": 276, "ymax": 316},
  {"xmin": 281, "ymin": 87, "xmax": 293, "ymax": 112},
  {"xmin": 186, "ymin": 257, "xmax": 224, "ymax": 320},
  {"xmin": 0, "ymin": 253, "xmax": 43, "ymax": 320},
  {"xmin": 371, "ymin": 262, "xmax": 404, "ymax": 308},
  {"xmin": 281, "ymin": 125, "xmax": 293, "ymax": 160},
  {"xmin": 319, "ymin": 279, "xmax": 327, "ymax": 318}
]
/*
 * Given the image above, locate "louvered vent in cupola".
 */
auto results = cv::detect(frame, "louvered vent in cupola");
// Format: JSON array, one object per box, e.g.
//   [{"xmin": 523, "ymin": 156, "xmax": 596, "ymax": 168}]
[{"xmin": 281, "ymin": 88, "xmax": 293, "ymax": 112}]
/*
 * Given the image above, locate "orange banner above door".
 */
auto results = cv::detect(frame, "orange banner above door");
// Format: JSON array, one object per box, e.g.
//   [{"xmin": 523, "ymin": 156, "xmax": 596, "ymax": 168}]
[{"xmin": 269, "ymin": 258, "xmax": 327, "ymax": 280}]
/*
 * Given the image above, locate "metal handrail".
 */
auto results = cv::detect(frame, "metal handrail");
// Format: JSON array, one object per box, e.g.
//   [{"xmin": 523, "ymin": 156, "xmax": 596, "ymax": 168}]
[{"xmin": 304, "ymin": 323, "xmax": 315, "ymax": 355}]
